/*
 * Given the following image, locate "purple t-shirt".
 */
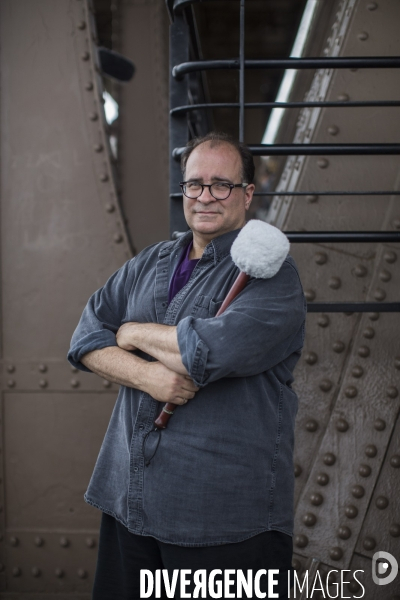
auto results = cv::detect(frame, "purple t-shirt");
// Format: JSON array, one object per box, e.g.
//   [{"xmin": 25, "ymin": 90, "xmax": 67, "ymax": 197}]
[{"xmin": 168, "ymin": 241, "xmax": 199, "ymax": 303}]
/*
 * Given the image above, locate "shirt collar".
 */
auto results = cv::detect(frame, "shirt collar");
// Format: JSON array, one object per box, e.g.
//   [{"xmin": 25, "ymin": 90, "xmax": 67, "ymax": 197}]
[{"xmin": 158, "ymin": 227, "xmax": 242, "ymax": 263}]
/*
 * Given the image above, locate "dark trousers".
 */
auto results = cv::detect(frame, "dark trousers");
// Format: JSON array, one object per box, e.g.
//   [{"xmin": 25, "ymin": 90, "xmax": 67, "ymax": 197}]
[{"xmin": 92, "ymin": 512, "xmax": 293, "ymax": 599}]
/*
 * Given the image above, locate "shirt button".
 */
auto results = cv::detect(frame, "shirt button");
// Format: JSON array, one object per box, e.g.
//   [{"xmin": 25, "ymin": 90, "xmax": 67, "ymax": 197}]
[
  {"xmin": 139, "ymin": 424, "xmax": 144, "ymax": 430},
  {"xmin": 162, "ymin": 302, "xmax": 167, "ymax": 307},
  {"xmin": 134, "ymin": 467, "xmax": 138, "ymax": 472}
]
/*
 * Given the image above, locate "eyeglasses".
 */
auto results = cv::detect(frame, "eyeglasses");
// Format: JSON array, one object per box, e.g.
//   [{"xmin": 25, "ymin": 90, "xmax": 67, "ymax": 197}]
[{"xmin": 180, "ymin": 181, "xmax": 248, "ymax": 200}]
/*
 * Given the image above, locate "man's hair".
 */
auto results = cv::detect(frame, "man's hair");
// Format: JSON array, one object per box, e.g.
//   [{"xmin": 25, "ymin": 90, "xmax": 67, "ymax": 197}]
[{"xmin": 180, "ymin": 131, "xmax": 255, "ymax": 184}]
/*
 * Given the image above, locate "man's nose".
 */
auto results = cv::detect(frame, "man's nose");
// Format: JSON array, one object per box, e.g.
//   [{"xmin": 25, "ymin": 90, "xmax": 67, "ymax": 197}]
[{"xmin": 197, "ymin": 186, "xmax": 215, "ymax": 202}]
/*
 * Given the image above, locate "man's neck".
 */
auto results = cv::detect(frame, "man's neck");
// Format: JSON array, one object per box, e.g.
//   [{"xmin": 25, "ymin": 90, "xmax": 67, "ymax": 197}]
[{"xmin": 189, "ymin": 227, "xmax": 244, "ymax": 260}]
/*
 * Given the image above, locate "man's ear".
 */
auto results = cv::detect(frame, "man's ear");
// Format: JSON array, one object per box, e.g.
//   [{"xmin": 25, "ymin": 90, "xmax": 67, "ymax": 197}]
[{"xmin": 245, "ymin": 183, "xmax": 255, "ymax": 210}]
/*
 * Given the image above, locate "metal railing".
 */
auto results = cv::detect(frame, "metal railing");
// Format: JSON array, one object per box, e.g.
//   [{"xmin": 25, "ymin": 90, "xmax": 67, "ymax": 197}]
[{"xmin": 167, "ymin": 0, "xmax": 400, "ymax": 313}]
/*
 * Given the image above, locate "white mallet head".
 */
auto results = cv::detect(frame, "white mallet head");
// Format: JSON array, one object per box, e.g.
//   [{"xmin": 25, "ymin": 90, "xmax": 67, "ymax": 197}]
[{"xmin": 231, "ymin": 219, "xmax": 290, "ymax": 279}]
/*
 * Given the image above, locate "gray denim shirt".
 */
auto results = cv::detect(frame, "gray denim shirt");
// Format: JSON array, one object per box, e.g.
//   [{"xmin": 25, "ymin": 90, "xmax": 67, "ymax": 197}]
[{"xmin": 68, "ymin": 227, "xmax": 307, "ymax": 546}]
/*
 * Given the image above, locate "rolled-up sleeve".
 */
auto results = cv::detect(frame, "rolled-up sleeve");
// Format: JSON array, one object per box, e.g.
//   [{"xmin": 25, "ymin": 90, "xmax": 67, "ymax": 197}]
[
  {"xmin": 177, "ymin": 260, "xmax": 306, "ymax": 387},
  {"xmin": 67, "ymin": 259, "xmax": 135, "ymax": 372}
]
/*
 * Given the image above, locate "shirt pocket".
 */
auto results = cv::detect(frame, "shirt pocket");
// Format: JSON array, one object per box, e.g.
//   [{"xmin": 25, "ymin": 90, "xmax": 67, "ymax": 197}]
[{"xmin": 191, "ymin": 295, "xmax": 223, "ymax": 318}]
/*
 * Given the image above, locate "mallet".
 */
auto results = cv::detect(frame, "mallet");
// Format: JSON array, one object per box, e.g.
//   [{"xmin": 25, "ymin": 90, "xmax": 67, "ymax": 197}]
[{"xmin": 154, "ymin": 220, "xmax": 290, "ymax": 429}]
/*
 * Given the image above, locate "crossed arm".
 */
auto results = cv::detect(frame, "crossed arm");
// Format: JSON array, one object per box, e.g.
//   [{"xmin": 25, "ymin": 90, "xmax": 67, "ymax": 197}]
[{"xmin": 80, "ymin": 323, "xmax": 198, "ymax": 405}]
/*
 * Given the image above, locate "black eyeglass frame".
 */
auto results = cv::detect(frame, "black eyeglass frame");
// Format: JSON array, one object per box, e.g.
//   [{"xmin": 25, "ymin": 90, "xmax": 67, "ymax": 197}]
[{"xmin": 179, "ymin": 181, "xmax": 249, "ymax": 200}]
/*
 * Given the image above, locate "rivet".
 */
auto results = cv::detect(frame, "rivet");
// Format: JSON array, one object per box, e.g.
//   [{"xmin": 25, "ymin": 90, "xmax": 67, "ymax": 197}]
[
  {"xmin": 55, "ymin": 568, "xmax": 64, "ymax": 578},
  {"xmin": 12, "ymin": 567, "xmax": 21, "ymax": 577},
  {"xmin": 100, "ymin": 173, "xmax": 109, "ymax": 182},
  {"xmin": 303, "ymin": 513, "xmax": 317, "ymax": 527},
  {"xmin": 6, "ymin": 364, "xmax": 15, "ymax": 373},
  {"xmin": 337, "ymin": 93, "xmax": 349, "ymax": 102},
  {"xmin": 387, "ymin": 386, "xmax": 398, "ymax": 399},
  {"xmin": 374, "ymin": 418, "xmax": 386, "ymax": 431},
  {"xmin": 294, "ymin": 534, "xmax": 308, "ymax": 548},
  {"xmin": 374, "ymin": 288, "xmax": 386, "ymax": 301},
  {"xmin": 103, "ymin": 380, "xmax": 111, "ymax": 388},
  {"xmin": 114, "ymin": 233, "xmax": 123, "ymax": 243},
  {"xmin": 294, "ymin": 464, "xmax": 302, "ymax": 477},
  {"xmin": 10, "ymin": 537, "xmax": 19, "ymax": 546},
  {"xmin": 310, "ymin": 492, "xmax": 323, "ymax": 506},
  {"xmin": 329, "ymin": 547, "xmax": 343, "ymax": 561},
  {"xmin": 31, "ymin": 567, "xmax": 41, "ymax": 577},
  {"xmin": 348, "ymin": 579, "xmax": 361, "ymax": 593},
  {"xmin": 365, "ymin": 444, "xmax": 377, "ymax": 458},
  {"xmin": 94, "ymin": 143, "xmax": 104, "ymax": 152},
  {"xmin": 305, "ymin": 419, "xmax": 318, "ymax": 432},
  {"xmin": 0, "ymin": 564, "xmax": 4, "ymax": 572},
  {"xmin": 353, "ymin": 264, "xmax": 367, "ymax": 277},
  {"xmin": 327, "ymin": 125, "xmax": 339, "ymax": 136},
  {"xmin": 7, "ymin": 379, "xmax": 16, "ymax": 388},
  {"xmin": 359, "ymin": 464, "xmax": 371, "ymax": 477},
  {"xmin": 292, "ymin": 558, "xmax": 302, "ymax": 571},
  {"xmin": 39, "ymin": 379, "xmax": 48, "ymax": 388},
  {"xmin": 345, "ymin": 505, "xmax": 358, "ymax": 518},
  {"xmin": 363, "ymin": 537, "xmax": 376, "ymax": 550},
  {"xmin": 34, "ymin": 536, "xmax": 44, "ymax": 547},
  {"xmin": 71, "ymin": 366, "xmax": 78, "ymax": 373},
  {"xmin": 345, "ymin": 386, "xmax": 357, "ymax": 398},
  {"xmin": 376, "ymin": 496, "xmax": 389, "ymax": 509},
  {"xmin": 317, "ymin": 158, "xmax": 329, "ymax": 169},
  {"xmin": 306, "ymin": 195, "xmax": 318, "ymax": 203},
  {"xmin": 357, "ymin": 346, "xmax": 370, "ymax": 358},
  {"xmin": 336, "ymin": 418, "xmax": 349, "ymax": 432},
  {"xmin": 351, "ymin": 485, "xmax": 365, "ymax": 499},
  {"xmin": 60, "ymin": 536, "xmax": 69, "ymax": 547},
  {"xmin": 81, "ymin": 51, "xmax": 90, "ymax": 61},
  {"xmin": 70, "ymin": 379, "xmax": 80, "ymax": 388},
  {"xmin": 367, "ymin": 2, "xmax": 378, "ymax": 10},
  {"xmin": 89, "ymin": 112, "xmax": 99, "ymax": 121},
  {"xmin": 379, "ymin": 269, "xmax": 392, "ymax": 282},
  {"xmin": 38, "ymin": 364, "xmax": 47, "ymax": 373},
  {"xmin": 319, "ymin": 379, "xmax": 332, "ymax": 392},
  {"xmin": 368, "ymin": 312, "xmax": 379, "ymax": 321},
  {"xmin": 395, "ymin": 357, "xmax": 400, "ymax": 370},
  {"xmin": 305, "ymin": 351, "xmax": 318, "ymax": 365},
  {"xmin": 85, "ymin": 81, "xmax": 94, "ymax": 91},
  {"xmin": 362, "ymin": 327, "xmax": 375, "ymax": 340},
  {"xmin": 86, "ymin": 537, "xmax": 96, "ymax": 548},
  {"xmin": 77, "ymin": 20, "xmax": 86, "ymax": 29},
  {"xmin": 77, "ymin": 568, "xmax": 88, "ymax": 579},
  {"xmin": 323, "ymin": 452, "xmax": 336, "ymax": 466},
  {"xmin": 357, "ymin": 31, "xmax": 369, "ymax": 41},
  {"xmin": 328, "ymin": 277, "xmax": 341, "ymax": 290},
  {"xmin": 317, "ymin": 314, "xmax": 329, "ymax": 327},
  {"xmin": 384, "ymin": 250, "xmax": 397, "ymax": 263},
  {"xmin": 106, "ymin": 203, "xmax": 115, "ymax": 213},
  {"xmin": 304, "ymin": 289, "xmax": 316, "ymax": 301},
  {"xmin": 315, "ymin": 252, "xmax": 328, "ymax": 265},
  {"xmin": 317, "ymin": 473, "xmax": 329, "ymax": 486},
  {"xmin": 351, "ymin": 365, "xmax": 363, "ymax": 378},
  {"xmin": 389, "ymin": 524, "xmax": 400, "ymax": 537},
  {"xmin": 338, "ymin": 526, "xmax": 351, "ymax": 540},
  {"xmin": 390, "ymin": 455, "xmax": 400, "ymax": 468}
]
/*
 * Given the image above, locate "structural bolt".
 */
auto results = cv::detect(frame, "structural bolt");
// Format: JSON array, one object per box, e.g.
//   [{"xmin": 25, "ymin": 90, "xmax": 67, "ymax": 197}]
[
  {"xmin": 71, "ymin": 366, "xmax": 79, "ymax": 373},
  {"xmin": 365, "ymin": 444, "xmax": 377, "ymax": 458},
  {"xmin": 304, "ymin": 289, "xmax": 316, "ymax": 301},
  {"xmin": 6, "ymin": 365, "xmax": 15, "ymax": 373},
  {"xmin": 292, "ymin": 558, "xmax": 302, "ymax": 571},
  {"xmin": 327, "ymin": 125, "xmax": 339, "ymax": 136},
  {"xmin": 34, "ymin": 536, "xmax": 44, "ymax": 547},
  {"xmin": 39, "ymin": 379, "xmax": 48, "ymax": 388},
  {"xmin": 86, "ymin": 537, "xmax": 96, "ymax": 548},
  {"xmin": 338, "ymin": 93, "xmax": 349, "ymax": 101},
  {"xmin": 294, "ymin": 534, "xmax": 308, "ymax": 548},
  {"xmin": 357, "ymin": 31, "xmax": 369, "ymax": 41},
  {"xmin": 306, "ymin": 195, "xmax": 318, "ymax": 203},
  {"xmin": 12, "ymin": 567, "xmax": 21, "ymax": 577},
  {"xmin": 294, "ymin": 464, "xmax": 302, "ymax": 477},
  {"xmin": 375, "ymin": 496, "xmax": 389, "ymax": 509},
  {"xmin": 78, "ymin": 568, "xmax": 88, "ymax": 579},
  {"xmin": 323, "ymin": 452, "xmax": 336, "ymax": 466},
  {"xmin": 55, "ymin": 568, "xmax": 64, "ymax": 578},
  {"xmin": 363, "ymin": 537, "xmax": 376, "ymax": 551},
  {"xmin": 7, "ymin": 379, "xmax": 15, "ymax": 388},
  {"xmin": 354, "ymin": 264, "xmax": 367, "ymax": 277},
  {"xmin": 303, "ymin": 513, "xmax": 317, "ymax": 527},
  {"xmin": 31, "ymin": 567, "xmax": 41, "ymax": 577},
  {"xmin": 89, "ymin": 112, "xmax": 98, "ymax": 121},
  {"xmin": 374, "ymin": 288, "xmax": 386, "ymax": 301},
  {"xmin": 383, "ymin": 250, "xmax": 397, "ymax": 263},
  {"xmin": 363, "ymin": 327, "xmax": 375, "ymax": 339},
  {"xmin": 114, "ymin": 233, "xmax": 123, "ymax": 243},
  {"xmin": 103, "ymin": 380, "xmax": 111, "ymax": 388},
  {"xmin": 345, "ymin": 386, "xmax": 357, "ymax": 399},
  {"xmin": 317, "ymin": 158, "xmax": 329, "ymax": 169},
  {"xmin": 387, "ymin": 386, "xmax": 398, "ymax": 399},
  {"xmin": 305, "ymin": 419, "xmax": 318, "ymax": 432},
  {"xmin": 94, "ymin": 143, "xmax": 103, "ymax": 152},
  {"xmin": 305, "ymin": 351, "xmax": 318, "ymax": 365},
  {"xmin": 345, "ymin": 505, "xmax": 358, "ymax": 519},
  {"xmin": 60, "ymin": 537, "xmax": 70, "ymax": 547},
  {"xmin": 10, "ymin": 537, "xmax": 19, "ymax": 546},
  {"xmin": 352, "ymin": 365, "xmax": 363, "ymax": 378},
  {"xmin": 328, "ymin": 277, "xmax": 341, "ymax": 289},
  {"xmin": 85, "ymin": 81, "xmax": 94, "ymax": 91},
  {"xmin": 367, "ymin": 2, "xmax": 378, "ymax": 9},
  {"xmin": 338, "ymin": 526, "xmax": 351, "ymax": 540},
  {"xmin": 379, "ymin": 269, "xmax": 391, "ymax": 282},
  {"xmin": 389, "ymin": 524, "xmax": 400, "ymax": 537},
  {"xmin": 351, "ymin": 485, "xmax": 365, "ymax": 499},
  {"xmin": 77, "ymin": 20, "xmax": 86, "ymax": 30},
  {"xmin": 374, "ymin": 418, "xmax": 386, "ymax": 431},
  {"xmin": 81, "ymin": 51, "xmax": 90, "ymax": 61},
  {"xmin": 319, "ymin": 379, "xmax": 333, "ymax": 392},
  {"xmin": 106, "ymin": 203, "xmax": 115, "ymax": 213},
  {"xmin": 310, "ymin": 492, "xmax": 323, "ymax": 506},
  {"xmin": 70, "ymin": 379, "xmax": 80, "ymax": 388},
  {"xmin": 390, "ymin": 455, "xmax": 400, "ymax": 468},
  {"xmin": 317, "ymin": 315, "xmax": 329, "ymax": 327},
  {"xmin": 317, "ymin": 473, "xmax": 329, "ymax": 486},
  {"xmin": 100, "ymin": 173, "xmax": 109, "ymax": 182},
  {"xmin": 395, "ymin": 357, "xmax": 400, "ymax": 370},
  {"xmin": 359, "ymin": 464, "xmax": 371, "ymax": 477},
  {"xmin": 315, "ymin": 252, "xmax": 328, "ymax": 265},
  {"xmin": 329, "ymin": 547, "xmax": 343, "ymax": 561},
  {"xmin": 358, "ymin": 346, "xmax": 370, "ymax": 358},
  {"xmin": 336, "ymin": 418, "xmax": 349, "ymax": 432}
]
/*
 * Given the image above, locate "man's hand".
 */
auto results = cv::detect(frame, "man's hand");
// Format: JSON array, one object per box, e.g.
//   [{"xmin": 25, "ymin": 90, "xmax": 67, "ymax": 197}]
[{"xmin": 144, "ymin": 361, "xmax": 199, "ymax": 404}]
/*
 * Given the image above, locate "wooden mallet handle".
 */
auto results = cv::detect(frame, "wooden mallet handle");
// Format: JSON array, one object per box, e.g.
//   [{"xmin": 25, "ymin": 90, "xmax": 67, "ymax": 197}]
[{"xmin": 154, "ymin": 271, "xmax": 250, "ymax": 429}]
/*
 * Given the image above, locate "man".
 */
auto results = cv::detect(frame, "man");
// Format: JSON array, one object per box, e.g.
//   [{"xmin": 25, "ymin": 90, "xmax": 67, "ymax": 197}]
[{"xmin": 68, "ymin": 132, "xmax": 306, "ymax": 599}]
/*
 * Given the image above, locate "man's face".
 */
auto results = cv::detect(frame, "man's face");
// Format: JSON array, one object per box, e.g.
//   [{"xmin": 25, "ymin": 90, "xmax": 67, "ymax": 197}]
[{"xmin": 183, "ymin": 141, "xmax": 255, "ymax": 240}]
